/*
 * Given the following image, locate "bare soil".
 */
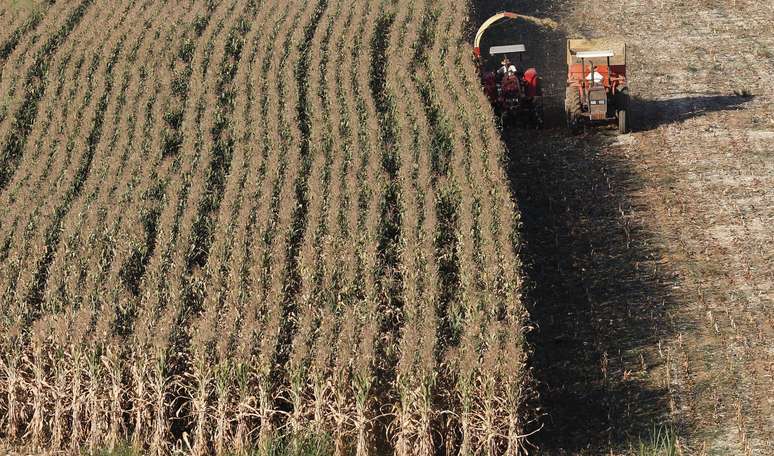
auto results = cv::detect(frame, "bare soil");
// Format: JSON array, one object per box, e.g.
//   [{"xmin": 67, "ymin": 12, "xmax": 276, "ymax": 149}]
[{"xmin": 473, "ymin": 0, "xmax": 773, "ymax": 454}]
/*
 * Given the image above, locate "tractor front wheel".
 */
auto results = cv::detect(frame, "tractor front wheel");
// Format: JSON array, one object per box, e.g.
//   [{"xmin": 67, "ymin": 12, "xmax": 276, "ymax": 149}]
[
  {"xmin": 565, "ymin": 86, "xmax": 581, "ymax": 133},
  {"xmin": 616, "ymin": 87, "xmax": 630, "ymax": 134}
]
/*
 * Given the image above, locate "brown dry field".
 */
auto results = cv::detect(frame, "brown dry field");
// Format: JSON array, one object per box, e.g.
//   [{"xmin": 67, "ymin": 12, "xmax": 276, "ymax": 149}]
[{"xmin": 477, "ymin": 0, "xmax": 772, "ymax": 454}]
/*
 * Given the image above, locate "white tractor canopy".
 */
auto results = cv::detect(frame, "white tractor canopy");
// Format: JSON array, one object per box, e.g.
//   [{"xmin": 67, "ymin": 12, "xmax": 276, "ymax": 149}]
[
  {"xmin": 490, "ymin": 44, "xmax": 526, "ymax": 55},
  {"xmin": 575, "ymin": 50, "xmax": 614, "ymax": 59}
]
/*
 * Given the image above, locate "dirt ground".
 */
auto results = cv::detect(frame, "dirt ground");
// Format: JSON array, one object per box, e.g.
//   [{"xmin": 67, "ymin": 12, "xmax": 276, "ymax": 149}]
[{"xmin": 473, "ymin": 0, "xmax": 772, "ymax": 454}]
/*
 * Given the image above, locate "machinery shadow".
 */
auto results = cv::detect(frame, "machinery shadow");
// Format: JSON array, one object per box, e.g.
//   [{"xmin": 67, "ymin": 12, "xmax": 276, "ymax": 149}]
[
  {"xmin": 470, "ymin": 1, "xmax": 683, "ymax": 453},
  {"xmin": 503, "ymin": 128, "xmax": 679, "ymax": 454},
  {"xmin": 632, "ymin": 93, "xmax": 754, "ymax": 132}
]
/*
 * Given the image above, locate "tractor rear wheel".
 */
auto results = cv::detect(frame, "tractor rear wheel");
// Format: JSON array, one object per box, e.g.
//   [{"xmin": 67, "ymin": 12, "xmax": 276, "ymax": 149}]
[
  {"xmin": 616, "ymin": 87, "xmax": 630, "ymax": 134},
  {"xmin": 565, "ymin": 86, "xmax": 581, "ymax": 133}
]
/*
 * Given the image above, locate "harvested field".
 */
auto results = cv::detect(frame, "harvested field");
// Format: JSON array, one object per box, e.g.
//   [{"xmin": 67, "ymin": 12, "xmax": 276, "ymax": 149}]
[
  {"xmin": 1, "ymin": 0, "xmax": 772, "ymax": 455},
  {"xmin": 474, "ymin": 0, "xmax": 772, "ymax": 454}
]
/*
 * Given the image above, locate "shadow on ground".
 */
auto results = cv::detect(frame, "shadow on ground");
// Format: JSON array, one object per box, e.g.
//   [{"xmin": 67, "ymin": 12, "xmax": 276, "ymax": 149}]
[
  {"xmin": 469, "ymin": 1, "xmax": 695, "ymax": 454},
  {"xmin": 633, "ymin": 93, "xmax": 754, "ymax": 131},
  {"xmin": 503, "ymin": 128, "xmax": 679, "ymax": 454}
]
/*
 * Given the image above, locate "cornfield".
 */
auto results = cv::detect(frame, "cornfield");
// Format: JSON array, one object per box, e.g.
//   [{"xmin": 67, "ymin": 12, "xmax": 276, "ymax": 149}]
[{"xmin": 0, "ymin": 0, "xmax": 531, "ymax": 454}]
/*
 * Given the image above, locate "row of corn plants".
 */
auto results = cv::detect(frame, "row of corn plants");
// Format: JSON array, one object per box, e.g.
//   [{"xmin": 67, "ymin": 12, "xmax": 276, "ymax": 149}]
[
  {"xmin": 0, "ymin": 1, "xmax": 176, "ymax": 451},
  {"xmin": 0, "ymin": 3, "xmax": 102, "ymax": 444},
  {"xmin": 184, "ymin": 4, "xmax": 257, "ymax": 447},
  {"xmin": 215, "ymin": 0, "xmax": 293, "ymax": 451},
  {"xmin": 221, "ymin": 3, "xmax": 280, "ymax": 449},
  {"xmin": 118, "ymin": 1, "xmax": 238, "ymax": 453},
  {"xmin": 0, "ymin": 0, "xmax": 94, "ymax": 191},
  {"xmin": 0, "ymin": 0, "xmax": 53, "ymax": 67},
  {"xmin": 304, "ymin": 2, "xmax": 356, "ymax": 448},
  {"xmin": 0, "ymin": 2, "xmax": 101, "ymax": 297},
  {"xmin": 347, "ymin": 0, "xmax": 387, "ymax": 453},
  {"xmin": 0, "ymin": 0, "xmax": 534, "ymax": 453},
  {"xmin": 84, "ymin": 9, "xmax": 216, "ymax": 450},
  {"xmin": 191, "ymin": 0, "xmax": 310, "ymax": 452},
  {"xmin": 440, "ymin": 4, "xmax": 499, "ymax": 452},
  {"xmin": 312, "ymin": 2, "xmax": 361, "ymax": 452},
  {"xmin": 450, "ymin": 0, "xmax": 535, "ymax": 452},
  {"xmin": 1, "ymin": 0, "xmax": 128, "ymax": 329},
  {"xmin": 283, "ymin": 0, "xmax": 343, "ymax": 448},
  {"xmin": 0, "ymin": 45, "xmax": 69, "ymax": 273},
  {"xmin": 254, "ymin": 0, "xmax": 325, "ymax": 445},
  {"xmin": 269, "ymin": 0, "xmax": 330, "ymax": 441},
  {"xmin": 46, "ymin": 27, "xmax": 156, "ymax": 436},
  {"xmin": 44, "ymin": 0, "xmax": 171, "ymax": 315},
  {"xmin": 0, "ymin": 0, "xmax": 106, "ymax": 322},
  {"xmin": 0, "ymin": 0, "xmax": 122, "ymax": 340},
  {"xmin": 228, "ymin": 1, "xmax": 295, "ymax": 451},
  {"xmin": 198, "ymin": 4, "xmax": 269, "ymax": 450},
  {"xmin": 140, "ymin": 1, "xmax": 249, "ymax": 453},
  {"xmin": 0, "ymin": 1, "xmax": 106, "ymax": 224},
  {"xmin": 0, "ymin": 0, "xmax": 85, "ymax": 131},
  {"xmin": 82, "ymin": 5, "xmax": 190, "ymax": 452},
  {"xmin": 384, "ymin": 0, "xmax": 444, "ymax": 453},
  {"xmin": 107, "ymin": 0, "xmax": 219, "ymax": 348},
  {"xmin": 80, "ymin": 4, "xmax": 201, "ymax": 452},
  {"xmin": 186, "ymin": 1, "xmax": 269, "ymax": 454},
  {"xmin": 38, "ymin": 2, "xmax": 179, "ymax": 450},
  {"xmin": 310, "ymin": 10, "xmax": 357, "ymax": 448}
]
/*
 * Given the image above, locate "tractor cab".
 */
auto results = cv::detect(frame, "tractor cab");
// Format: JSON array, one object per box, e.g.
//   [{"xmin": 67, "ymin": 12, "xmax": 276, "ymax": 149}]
[{"xmin": 565, "ymin": 39, "xmax": 630, "ymax": 133}]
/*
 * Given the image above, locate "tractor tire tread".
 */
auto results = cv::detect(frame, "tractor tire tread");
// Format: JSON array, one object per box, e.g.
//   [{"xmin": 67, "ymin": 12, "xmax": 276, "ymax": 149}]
[
  {"xmin": 616, "ymin": 87, "xmax": 630, "ymax": 134},
  {"xmin": 565, "ymin": 86, "xmax": 581, "ymax": 133}
]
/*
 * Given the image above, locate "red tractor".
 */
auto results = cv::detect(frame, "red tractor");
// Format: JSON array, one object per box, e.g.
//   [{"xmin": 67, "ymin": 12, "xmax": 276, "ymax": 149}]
[
  {"xmin": 565, "ymin": 39, "xmax": 630, "ymax": 133},
  {"xmin": 474, "ymin": 13, "xmax": 544, "ymax": 129}
]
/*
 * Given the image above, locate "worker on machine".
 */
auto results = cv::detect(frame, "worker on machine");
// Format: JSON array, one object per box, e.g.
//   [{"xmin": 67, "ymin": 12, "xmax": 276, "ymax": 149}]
[
  {"xmin": 497, "ymin": 56, "xmax": 521, "ymax": 82},
  {"xmin": 496, "ymin": 56, "xmax": 511, "ymax": 82}
]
